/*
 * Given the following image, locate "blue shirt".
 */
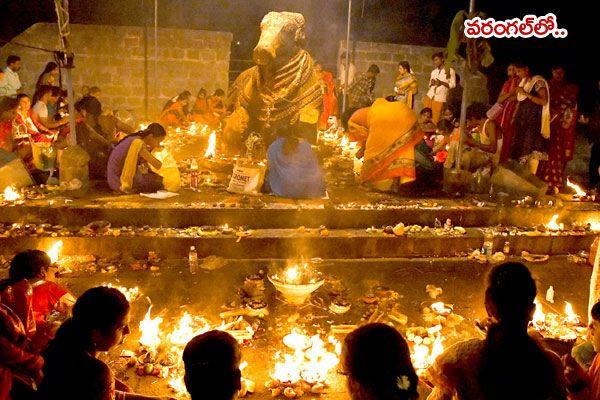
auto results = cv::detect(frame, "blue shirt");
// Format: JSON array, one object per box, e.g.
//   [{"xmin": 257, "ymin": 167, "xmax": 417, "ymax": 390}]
[{"xmin": 266, "ymin": 137, "xmax": 325, "ymax": 199}]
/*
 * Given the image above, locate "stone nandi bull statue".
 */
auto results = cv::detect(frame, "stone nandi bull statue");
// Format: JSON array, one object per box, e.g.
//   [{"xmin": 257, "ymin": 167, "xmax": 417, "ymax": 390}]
[{"xmin": 224, "ymin": 12, "xmax": 323, "ymax": 154}]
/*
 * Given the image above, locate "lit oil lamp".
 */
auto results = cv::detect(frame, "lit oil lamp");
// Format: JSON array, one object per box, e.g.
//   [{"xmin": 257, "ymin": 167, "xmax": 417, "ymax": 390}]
[
  {"xmin": 204, "ymin": 131, "xmax": 217, "ymax": 159},
  {"xmin": 546, "ymin": 214, "xmax": 564, "ymax": 231},
  {"xmin": 47, "ymin": 240, "xmax": 64, "ymax": 264},
  {"xmin": 267, "ymin": 329, "xmax": 340, "ymax": 397},
  {"xmin": 2, "ymin": 186, "xmax": 23, "ymax": 202},
  {"xmin": 566, "ymin": 178, "xmax": 588, "ymax": 200},
  {"xmin": 430, "ymin": 302, "xmax": 453, "ymax": 316},
  {"xmin": 269, "ymin": 263, "xmax": 324, "ymax": 306},
  {"xmin": 101, "ymin": 283, "xmax": 141, "ymax": 302},
  {"xmin": 220, "ymin": 223, "xmax": 235, "ymax": 235}
]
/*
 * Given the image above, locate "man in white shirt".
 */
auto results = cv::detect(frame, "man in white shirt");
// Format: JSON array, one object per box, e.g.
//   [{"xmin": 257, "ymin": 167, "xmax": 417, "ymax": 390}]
[
  {"xmin": 0, "ymin": 55, "xmax": 23, "ymax": 98},
  {"xmin": 424, "ymin": 51, "xmax": 456, "ymax": 124},
  {"xmin": 31, "ymin": 85, "xmax": 69, "ymax": 130}
]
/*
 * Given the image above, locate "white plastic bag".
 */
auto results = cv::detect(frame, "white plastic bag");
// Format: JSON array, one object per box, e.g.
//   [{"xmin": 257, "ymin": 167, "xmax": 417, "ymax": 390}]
[{"xmin": 227, "ymin": 159, "xmax": 266, "ymax": 195}]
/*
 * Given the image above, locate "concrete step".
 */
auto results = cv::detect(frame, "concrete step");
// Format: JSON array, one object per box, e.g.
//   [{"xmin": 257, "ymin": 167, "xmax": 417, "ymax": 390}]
[
  {"xmin": 1, "ymin": 202, "xmax": 598, "ymax": 229},
  {"xmin": 0, "ymin": 228, "xmax": 593, "ymax": 259}
]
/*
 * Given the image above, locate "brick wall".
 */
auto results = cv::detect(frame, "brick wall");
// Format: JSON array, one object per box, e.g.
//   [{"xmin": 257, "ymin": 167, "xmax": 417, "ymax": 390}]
[
  {"xmin": 0, "ymin": 23, "xmax": 232, "ymax": 120},
  {"xmin": 338, "ymin": 41, "xmax": 489, "ymax": 107}
]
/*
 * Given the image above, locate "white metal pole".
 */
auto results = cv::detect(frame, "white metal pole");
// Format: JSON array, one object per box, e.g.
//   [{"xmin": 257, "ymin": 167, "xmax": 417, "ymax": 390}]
[
  {"xmin": 154, "ymin": 0, "xmax": 158, "ymax": 114},
  {"xmin": 455, "ymin": 0, "xmax": 475, "ymax": 171},
  {"xmin": 342, "ymin": 0, "xmax": 352, "ymax": 113},
  {"xmin": 54, "ymin": 0, "xmax": 76, "ymax": 145}
]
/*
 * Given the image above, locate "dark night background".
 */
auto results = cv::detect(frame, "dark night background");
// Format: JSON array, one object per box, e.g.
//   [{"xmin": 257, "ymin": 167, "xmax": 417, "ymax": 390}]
[{"xmin": 0, "ymin": 0, "xmax": 593, "ymax": 108}]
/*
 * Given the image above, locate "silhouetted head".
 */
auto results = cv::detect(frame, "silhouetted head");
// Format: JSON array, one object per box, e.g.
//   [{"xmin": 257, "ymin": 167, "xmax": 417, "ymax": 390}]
[
  {"xmin": 183, "ymin": 330, "xmax": 242, "ymax": 400},
  {"xmin": 343, "ymin": 323, "xmax": 418, "ymax": 400}
]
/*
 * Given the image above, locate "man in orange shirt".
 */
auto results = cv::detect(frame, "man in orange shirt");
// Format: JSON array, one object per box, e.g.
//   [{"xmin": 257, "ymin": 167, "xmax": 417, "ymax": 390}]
[{"xmin": 564, "ymin": 301, "xmax": 600, "ymax": 399}]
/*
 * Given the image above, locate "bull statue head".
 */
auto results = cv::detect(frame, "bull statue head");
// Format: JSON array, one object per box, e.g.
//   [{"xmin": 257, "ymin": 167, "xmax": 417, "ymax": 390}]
[{"xmin": 253, "ymin": 11, "xmax": 306, "ymax": 67}]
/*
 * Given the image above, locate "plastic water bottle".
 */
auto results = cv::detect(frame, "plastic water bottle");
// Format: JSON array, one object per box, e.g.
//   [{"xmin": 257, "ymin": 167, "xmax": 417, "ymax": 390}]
[
  {"xmin": 482, "ymin": 231, "xmax": 494, "ymax": 258},
  {"xmin": 190, "ymin": 158, "xmax": 199, "ymax": 188},
  {"xmin": 189, "ymin": 246, "xmax": 198, "ymax": 274}
]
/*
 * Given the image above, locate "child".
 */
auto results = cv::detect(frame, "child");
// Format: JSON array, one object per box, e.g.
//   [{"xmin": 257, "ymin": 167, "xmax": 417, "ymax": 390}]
[{"xmin": 563, "ymin": 301, "xmax": 600, "ymax": 399}]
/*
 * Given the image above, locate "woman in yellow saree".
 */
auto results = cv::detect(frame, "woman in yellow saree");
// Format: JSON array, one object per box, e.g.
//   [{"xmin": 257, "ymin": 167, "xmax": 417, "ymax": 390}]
[
  {"xmin": 348, "ymin": 98, "xmax": 421, "ymax": 191},
  {"xmin": 394, "ymin": 61, "xmax": 418, "ymax": 109}
]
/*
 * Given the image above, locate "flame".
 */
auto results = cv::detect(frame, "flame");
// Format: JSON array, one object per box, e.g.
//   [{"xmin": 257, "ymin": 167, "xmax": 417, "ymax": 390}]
[
  {"xmin": 590, "ymin": 221, "xmax": 600, "ymax": 231},
  {"xmin": 101, "ymin": 283, "xmax": 141, "ymax": 302},
  {"xmin": 204, "ymin": 131, "xmax": 217, "ymax": 158},
  {"xmin": 168, "ymin": 375, "xmax": 187, "ymax": 394},
  {"xmin": 547, "ymin": 214, "xmax": 561, "ymax": 231},
  {"xmin": 3, "ymin": 186, "xmax": 21, "ymax": 201},
  {"xmin": 47, "ymin": 241, "xmax": 63, "ymax": 264},
  {"xmin": 564, "ymin": 302, "xmax": 581, "ymax": 325},
  {"xmin": 431, "ymin": 302, "xmax": 452, "ymax": 315},
  {"xmin": 566, "ymin": 179, "xmax": 587, "ymax": 197},
  {"xmin": 284, "ymin": 265, "xmax": 300, "ymax": 285},
  {"xmin": 189, "ymin": 122, "xmax": 198, "ymax": 135},
  {"xmin": 139, "ymin": 306, "xmax": 163, "ymax": 350},
  {"xmin": 138, "ymin": 123, "xmax": 148, "ymax": 131},
  {"xmin": 167, "ymin": 312, "xmax": 212, "ymax": 346},
  {"xmin": 532, "ymin": 298, "xmax": 545, "ymax": 326},
  {"xmin": 167, "ymin": 312, "xmax": 195, "ymax": 346},
  {"xmin": 410, "ymin": 334, "xmax": 444, "ymax": 374},
  {"xmin": 340, "ymin": 135, "xmax": 349, "ymax": 148},
  {"xmin": 271, "ymin": 329, "xmax": 340, "ymax": 385}
]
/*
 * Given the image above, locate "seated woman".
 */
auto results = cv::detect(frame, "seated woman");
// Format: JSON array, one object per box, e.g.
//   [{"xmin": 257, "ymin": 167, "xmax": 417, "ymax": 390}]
[
  {"xmin": 0, "ymin": 303, "xmax": 44, "ymax": 400},
  {"xmin": 266, "ymin": 129, "xmax": 325, "ymax": 199},
  {"xmin": 0, "ymin": 251, "xmax": 38, "ymax": 338},
  {"xmin": 2, "ymin": 250, "xmax": 75, "ymax": 342},
  {"xmin": 75, "ymin": 96, "xmax": 113, "ymax": 179},
  {"xmin": 183, "ymin": 330, "xmax": 242, "ymax": 400},
  {"xmin": 38, "ymin": 286, "xmax": 172, "ymax": 400},
  {"xmin": 459, "ymin": 102, "xmax": 502, "ymax": 172},
  {"xmin": 0, "ymin": 98, "xmax": 18, "ymax": 153},
  {"xmin": 15, "ymin": 94, "xmax": 55, "ymax": 143},
  {"xmin": 204, "ymin": 89, "xmax": 227, "ymax": 129},
  {"xmin": 394, "ymin": 61, "xmax": 418, "ymax": 109},
  {"xmin": 106, "ymin": 123, "xmax": 166, "ymax": 193},
  {"xmin": 342, "ymin": 323, "xmax": 419, "ymax": 400},
  {"xmin": 426, "ymin": 262, "xmax": 566, "ymax": 400},
  {"xmin": 348, "ymin": 98, "xmax": 422, "ymax": 192},
  {"xmin": 19, "ymin": 250, "xmax": 75, "ymax": 339},
  {"xmin": 160, "ymin": 91, "xmax": 191, "ymax": 128},
  {"xmin": 189, "ymin": 88, "xmax": 208, "ymax": 124}
]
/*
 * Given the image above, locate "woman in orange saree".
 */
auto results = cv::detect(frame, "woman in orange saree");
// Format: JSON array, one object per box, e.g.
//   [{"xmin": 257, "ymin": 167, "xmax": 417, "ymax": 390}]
[
  {"xmin": 190, "ymin": 88, "xmax": 209, "ymax": 124},
  {"xmin": 348, "ymin": 98, "xmax": 421, "ymax": 191},
  {"xmin": 315, "ymin": 63, "xmax": 339, "ymax": 130}
]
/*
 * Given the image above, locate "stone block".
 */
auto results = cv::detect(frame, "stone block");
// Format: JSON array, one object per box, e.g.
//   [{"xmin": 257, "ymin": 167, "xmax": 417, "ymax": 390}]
[{"xmin": 185, "ymin": 49, "xmax": 199, "ymax": 60}]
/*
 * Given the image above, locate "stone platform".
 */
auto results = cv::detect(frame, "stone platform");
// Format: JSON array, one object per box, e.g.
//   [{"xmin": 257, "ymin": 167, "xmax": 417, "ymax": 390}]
[{"xmin": 1, "ymin": 185, "xmax": 598, "ymax": 259}]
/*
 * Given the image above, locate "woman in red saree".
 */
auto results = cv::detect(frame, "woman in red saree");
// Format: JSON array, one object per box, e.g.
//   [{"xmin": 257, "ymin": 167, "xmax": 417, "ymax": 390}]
[
  {"xmin": 539, "ymin": 65, "xmax": 578, "ymax": 191},
  {"xmin": 315, "ymin": 63, "xmax": 339, "ymax": 130},
  {"xmin": 0, "ymin": 303, "xmax": 44, "ymax": 400},
  {"xmin": 348, "ymin": 98, "xmax": 421, "ymax": 192},
  {"xmin": 497, "ymin": 63, "xmax": 520, "ymax": 163}
]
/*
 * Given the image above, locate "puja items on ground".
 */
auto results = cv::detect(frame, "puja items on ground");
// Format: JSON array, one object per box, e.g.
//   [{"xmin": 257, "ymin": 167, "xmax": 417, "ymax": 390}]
[
  {"xmin": 269, "ymin": 262, "xmax": 325, "ymax": 306},
  {"xmin": 531, "ymin": 298, "xmax": 586, "ymax": 342},
  {"xmin": 122, "ymin": 304, "xmax": 257, "ymax": 398},
  {"xmin": 359, "ymin": 285, "xmax": 406, "ymax": 326},
  {"xmin": 377, "ymin": 219, "xmax": 467, "ymax": 237},
  {"xmin": 566, "ymin": 178, "xmax": 595, "ymax": 202},
  {"xmin": 406, "ymin": 324, "xmax": 445, "ymax": 376},
  {"xmin": 101, "ymin": 283, "xmax": 142, "ymax": 302},
  {"xmin": 265, "ymin": 328, "xmax": 341, "ymax": 398}
]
